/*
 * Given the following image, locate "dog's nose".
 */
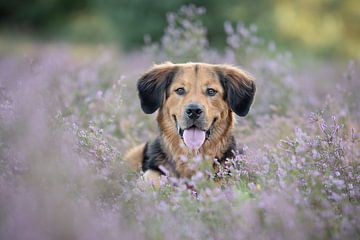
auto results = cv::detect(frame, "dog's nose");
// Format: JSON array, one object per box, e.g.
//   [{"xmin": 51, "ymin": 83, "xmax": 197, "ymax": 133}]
[{"xmin": 185, "ymin": 103, "xmax": 204, "ymax": 120}]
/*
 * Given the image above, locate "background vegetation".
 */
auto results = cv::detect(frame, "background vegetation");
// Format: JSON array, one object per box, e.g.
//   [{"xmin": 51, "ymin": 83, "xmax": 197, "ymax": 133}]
[
  {"xmin": 1, "ymin": 0, "xmax": 359, "ymax": 57},
  {"xmin": 0, "ymin": 2, "xmax": 359, "ymax": 240}
]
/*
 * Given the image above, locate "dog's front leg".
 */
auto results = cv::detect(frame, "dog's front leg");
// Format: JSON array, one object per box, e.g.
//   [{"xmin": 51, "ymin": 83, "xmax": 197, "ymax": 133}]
[{"xmin": 142, "ymin": 169, "xmax": 162, "ymax": 188}]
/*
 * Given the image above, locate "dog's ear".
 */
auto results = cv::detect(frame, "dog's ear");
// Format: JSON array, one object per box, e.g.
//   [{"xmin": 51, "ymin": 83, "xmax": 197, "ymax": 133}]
[
  {"xmin": 137, "ymin": 63, "xmax": 178, "ymax": 114},
  {"xmin": 215, "ymin": 65, "xmax": 256, "ymax": 116}
]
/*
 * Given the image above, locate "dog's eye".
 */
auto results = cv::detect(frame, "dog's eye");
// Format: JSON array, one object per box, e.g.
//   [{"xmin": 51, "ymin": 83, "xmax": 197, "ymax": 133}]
[
  {"xmin": 175, "ymin": 87, "xmax": 185, "ymax": 95},
  {"xmin": 206, "ymin": 88, "xmax": 217, "ymax": 96}
]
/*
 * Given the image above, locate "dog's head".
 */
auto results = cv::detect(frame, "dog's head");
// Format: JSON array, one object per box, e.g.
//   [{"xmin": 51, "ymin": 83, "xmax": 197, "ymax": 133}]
[{"xmin": 137, "ymin": 62, "xmax": 255, "ymax": 151}]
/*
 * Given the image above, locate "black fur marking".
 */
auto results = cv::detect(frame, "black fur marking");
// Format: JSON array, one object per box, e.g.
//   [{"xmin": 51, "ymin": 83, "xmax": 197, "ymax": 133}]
[
  {"xmin": 142, "ymin": 138, "xmax": 167, "ymax": 174},
  {"xmin": 137, "ymin": 67, "xmax": 178, "ymax": 114},
  {"xmin": 217, "ymin": 71, "xmax": 256, "ymax": 117},
  {"xmin": 218, "ymin": 135, "xmax": 237, "ymax": 164},
  {"xmin": 141, "ymin": 142, "xmax": 150, "ymax": 171},
  {"xmin": 142, "ymin": 137, "xmax": 179, "ymax": 177},
  {"xmin": 194, "ymin": 64, "xmax": 199, "ymax": 75}
]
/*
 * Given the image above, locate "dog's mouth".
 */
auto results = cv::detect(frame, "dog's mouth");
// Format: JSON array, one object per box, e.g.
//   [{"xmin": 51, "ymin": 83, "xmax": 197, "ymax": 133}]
[{"xmin": 173, "ymin": 116, "xmax": 216, "ymax": 150}]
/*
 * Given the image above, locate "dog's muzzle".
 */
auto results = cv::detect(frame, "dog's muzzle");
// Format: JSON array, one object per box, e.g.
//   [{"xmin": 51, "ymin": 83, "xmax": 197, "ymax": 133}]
[{"xmin": 173, "ymin": 115, "xmax": 216, "ymax": 150}]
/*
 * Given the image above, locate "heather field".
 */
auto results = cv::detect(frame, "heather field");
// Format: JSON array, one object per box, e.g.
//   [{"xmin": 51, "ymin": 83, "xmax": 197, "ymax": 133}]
[{"xmin": 0, "ymin": 6, "xmax": 359, "ymax": 240}]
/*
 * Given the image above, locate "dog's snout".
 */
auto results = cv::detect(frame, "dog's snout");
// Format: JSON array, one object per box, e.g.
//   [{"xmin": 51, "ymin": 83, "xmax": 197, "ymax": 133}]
[{"xmin": 185, "ymin": 103, "xmax": 204, "ymax": 120}]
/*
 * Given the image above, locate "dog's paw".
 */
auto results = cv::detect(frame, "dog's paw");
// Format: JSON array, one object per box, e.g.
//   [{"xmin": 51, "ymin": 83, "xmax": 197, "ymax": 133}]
[{"xmin": 137, "ymin": 170, "xmax": 168, "ymax": 190}]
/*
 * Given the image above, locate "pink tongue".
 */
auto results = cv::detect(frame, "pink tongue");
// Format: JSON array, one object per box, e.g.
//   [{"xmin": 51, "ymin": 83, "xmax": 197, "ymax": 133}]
[{"xmin": 183, "ymin": 128, "xmax": 206, "ymax": 150}]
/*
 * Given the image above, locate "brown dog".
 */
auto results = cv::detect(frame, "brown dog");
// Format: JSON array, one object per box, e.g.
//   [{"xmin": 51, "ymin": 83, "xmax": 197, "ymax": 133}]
[{"xmin": 125, "ymin": 62, "xmax": 255, "ymax": 187}]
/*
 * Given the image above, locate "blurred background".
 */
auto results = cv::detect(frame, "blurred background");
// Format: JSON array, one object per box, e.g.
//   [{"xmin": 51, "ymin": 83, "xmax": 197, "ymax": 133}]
[
  {"xmin": 0, "ymin": 0, "xmax": 359, "ymax": 59},
  {"xmin": 0, "ymin": 2, "xmax": 359, "ymax": 239}
]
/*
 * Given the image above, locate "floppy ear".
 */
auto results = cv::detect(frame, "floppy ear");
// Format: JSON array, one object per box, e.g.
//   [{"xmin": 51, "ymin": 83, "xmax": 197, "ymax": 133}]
[
  {"xmin": 216, "ymin": 65, "xmax": 256, "ymax": 116},
  {"xmin": 137, "ymin": 63, "xmax": 178, "ymax": 114}
]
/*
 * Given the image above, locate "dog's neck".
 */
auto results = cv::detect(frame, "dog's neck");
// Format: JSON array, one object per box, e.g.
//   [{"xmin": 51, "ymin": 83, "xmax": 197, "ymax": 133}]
[{"xmin": 157, "ymin": 110, "xmax": 235, "ymax": 178}]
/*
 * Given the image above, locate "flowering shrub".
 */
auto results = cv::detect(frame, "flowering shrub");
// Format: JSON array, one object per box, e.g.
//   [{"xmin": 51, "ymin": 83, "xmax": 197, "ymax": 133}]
[
  {"xmin": 145, "ymin": 5, "xmax": 208, "ymax": 63},
  {"xmin": 0, "ymin": 5, "xmax": 359, "ymax": 240}
]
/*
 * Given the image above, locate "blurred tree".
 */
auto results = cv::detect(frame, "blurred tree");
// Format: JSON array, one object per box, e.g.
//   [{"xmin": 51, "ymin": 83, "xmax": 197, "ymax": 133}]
[
  {"xmin": 0, "ymin": 0, "xmax": 358, "ymax": 57},
  {"xmin": 0, "ymin": 0, "xmax": 87, "ymax": 32},
  {"xmin": 272, "ymin": 0, "xmax": 360, "ymax": 57},
  {"xmin": 90, "ymin": 0, "xmax": 242, "ymax": 49},
  {"xmin": 89, "ymin": 0, "xmax": 184, "ymax": 48}
]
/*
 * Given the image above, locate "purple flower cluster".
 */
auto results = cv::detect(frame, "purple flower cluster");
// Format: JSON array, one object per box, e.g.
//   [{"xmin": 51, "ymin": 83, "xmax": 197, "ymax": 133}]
[{"xmin": 0, "ymin": 4, "xmax": 359, "ymax": 240}]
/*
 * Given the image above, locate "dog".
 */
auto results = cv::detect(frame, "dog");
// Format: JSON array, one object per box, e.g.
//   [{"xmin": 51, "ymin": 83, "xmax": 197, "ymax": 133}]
[{"xmin": 125, "ymin": 62, "xmax": 255, "ymax": 187}]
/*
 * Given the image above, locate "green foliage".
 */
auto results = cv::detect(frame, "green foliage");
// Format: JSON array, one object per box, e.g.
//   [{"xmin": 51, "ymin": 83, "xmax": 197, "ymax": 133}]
[
  {"xmin": 1, "ymin": 0, "xmax": 359, "ymax": 57},
  {"xmin": 0, "ymin": 0, "xmax": 87, "ymax": 32}
]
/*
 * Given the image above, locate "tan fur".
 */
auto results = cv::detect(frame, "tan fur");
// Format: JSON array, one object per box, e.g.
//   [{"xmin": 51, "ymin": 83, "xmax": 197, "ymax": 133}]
[
  {"xmin": 124, "ymin": 143, "xmax": 145, "ymax": 171},
  {"xmin": 125, "ymin": 62, "xmax": 255, "ymax": 183},
  {"xmin": 143, "ymin": 170, "xmax": 161, "ymax": 188},
  {"xmin": 157, "ymin": 63, "xmax": 237, "ymax": 177}
]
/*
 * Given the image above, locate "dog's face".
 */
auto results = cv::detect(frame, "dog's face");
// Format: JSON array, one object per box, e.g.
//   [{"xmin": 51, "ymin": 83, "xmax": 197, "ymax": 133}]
[{"xmin": 137, "ymin": 62, "xmax": 255, "ymax": 151}]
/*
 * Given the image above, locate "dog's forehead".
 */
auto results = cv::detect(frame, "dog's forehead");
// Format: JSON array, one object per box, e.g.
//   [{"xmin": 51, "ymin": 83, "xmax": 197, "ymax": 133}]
[{"xmin": 174, "ymin": 64, "xmax": 218, "ymax": 85}]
